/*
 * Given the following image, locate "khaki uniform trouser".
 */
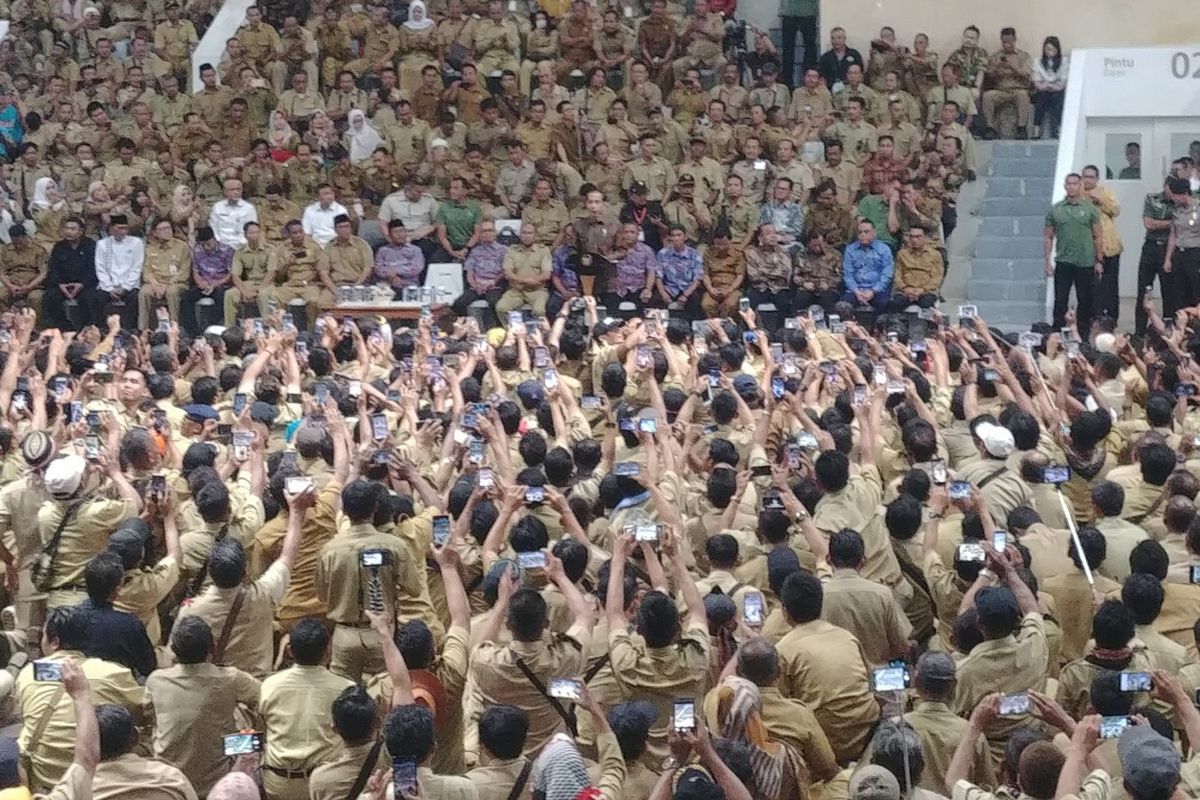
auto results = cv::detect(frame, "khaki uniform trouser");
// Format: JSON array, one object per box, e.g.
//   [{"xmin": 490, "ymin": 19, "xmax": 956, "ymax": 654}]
[
  {"xmin": 263, "ymin": 767, "xmax": 313, "ymax": 800},
  {"xmin": 496, "ymin": 287, "xmax": 548, "ymax": 317},
  {"xmin": 477, "ymin": 50, "xmax": 519, "ymax": 77},
  {"xmin": 138, "ymin": 285, "xmax": 184, "ymax": 329},
  {"xmin": 0, "ymin": 288, "xmax": 44, "ymax": 321},
  {"xmin": 261, "ymin": 284, "xmax": 323, "ymax": 327},
  {"xmin": 982, "ymin": 88, "xmax": 1031, "ymax": 129},
  {"xmin": 330, "ymin": 623, "xmax": 385, "ymax": 684},
  {"xmin": 47, "ymin": 587, "xmax": 87, "ymax": 612},
  {"xmin": 701, "ymin": 289, "xmax": 741, "ymax": 318}
]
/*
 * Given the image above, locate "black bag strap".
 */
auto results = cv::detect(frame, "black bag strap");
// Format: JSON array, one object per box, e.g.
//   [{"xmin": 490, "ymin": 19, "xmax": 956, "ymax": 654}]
[
  {"xmin": 1129, "ymin": 491, "xmax": 1167, "ymax": 526},
  {"xmin": 976, "ymin": 465, "xmax": 1008, "ymax": 490},
  {"xmin": 346, "ymin": 738, "xmax": 385, "ymax": 800},
  {"xmin": 583, "ymin": 652, "xmax": 610, "ymax": 684},
  {"xmin": 186, "ymin": 524, "xmax": 230, "ymax": 598},
  {"xmin": 42, "ymin": 500, "xmax": 84, "ymax": 586},
  {"xmin": 506, "ymin": 759, "xmax": 533, "ymax": 800},
  {"xmin": 214, "ymin": 584, "xmax": 248, "ymax": 664},
  {"xmin": 513, "ymin": 655, "xmax": 577, "ymax": 737}
]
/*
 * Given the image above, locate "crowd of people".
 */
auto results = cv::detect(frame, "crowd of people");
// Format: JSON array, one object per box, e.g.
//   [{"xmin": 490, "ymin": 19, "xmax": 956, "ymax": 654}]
[{"xmin": 2, "ymin": 6, "xmax": 1200, "ymax": 800}]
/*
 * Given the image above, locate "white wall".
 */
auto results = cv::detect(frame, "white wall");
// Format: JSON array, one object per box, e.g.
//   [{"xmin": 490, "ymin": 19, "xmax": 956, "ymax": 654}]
[{"xmin": 191, "ymin": 0, "xmax": 255, "ymax": 91}]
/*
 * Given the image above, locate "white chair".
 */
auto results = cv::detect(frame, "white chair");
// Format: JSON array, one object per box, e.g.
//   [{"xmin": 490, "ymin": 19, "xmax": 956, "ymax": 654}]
[
  {"xmin": 424, "ymin": 263, "xmax": 464, "ymax": 306},
  {"xmin": 495, "ymin": 219, "xmax": 522, "ymax": 240}
]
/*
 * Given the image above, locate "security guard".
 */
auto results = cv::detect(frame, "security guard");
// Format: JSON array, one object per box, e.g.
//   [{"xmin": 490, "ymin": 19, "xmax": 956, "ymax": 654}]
[
  {"xmin": 225, "ymin": 222, "xmax": 274, "ymax": 324},
  {"xmin": 315, "ymin": 479, "xmax": 419, "ymax": 682},
  {"xmin": 495, "ymin": 223, "xmax": 552, "ymax": 318},
  {"xmin": 0, "ymin": 226, "xmax": 48, "ymax": 316},
  {"xmin": 317, "ymin": 215, "xmax": 373, "ymax": 308},
  {"xmin": 262, "ymin": 220, "xmax": 322, "ymax": 324},
  {"xmin": 138, "ymin": 218, "xmax": 190, "ymax": 328}
]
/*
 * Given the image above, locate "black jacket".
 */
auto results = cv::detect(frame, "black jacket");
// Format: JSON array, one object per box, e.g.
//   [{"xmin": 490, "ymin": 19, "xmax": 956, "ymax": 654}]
[
  {"xmin": 47, "ymin": 237, "xmax": 98, "ymax": 289},
  {"xmin": 77, "ymin": 597, "xmax": 156, "ymax": 680}
]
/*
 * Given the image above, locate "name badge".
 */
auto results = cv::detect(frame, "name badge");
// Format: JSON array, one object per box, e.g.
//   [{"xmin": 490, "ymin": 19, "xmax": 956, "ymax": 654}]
[
  {"xmin": 753, "ymin": 160, "xmax": 766, "ymax": 170},
  {"xmin": 637, "ymin": 230, "xmax": 645, "ymax": 242},
  {"xmin": 169, "ymin": 262, "xmax": 178, "ymax": 275}
]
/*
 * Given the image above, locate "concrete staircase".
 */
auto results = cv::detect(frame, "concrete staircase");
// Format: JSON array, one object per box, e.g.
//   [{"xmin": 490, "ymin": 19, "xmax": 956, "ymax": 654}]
[{"xmin": 964, "ymin": 140, "xmax": 1058, "ymax": 328}]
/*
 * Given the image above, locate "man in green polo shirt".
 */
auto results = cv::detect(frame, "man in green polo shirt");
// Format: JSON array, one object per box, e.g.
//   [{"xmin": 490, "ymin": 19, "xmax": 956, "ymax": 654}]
[
  {"xmin": 1044, "ymin": 172, "xmax": 1103, "ymax": 336},
  {"xmin": 435, "ymin": 177, "xmax": 484, "ymax": 261},
  {"xmin": 856, "ymin": 183, "xmax": 899, "ymax": 252}
]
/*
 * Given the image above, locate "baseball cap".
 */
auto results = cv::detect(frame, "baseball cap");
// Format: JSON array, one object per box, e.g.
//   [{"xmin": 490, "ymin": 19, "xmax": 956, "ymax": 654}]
[
  {"xmin": 677, "ymin": 174, "xmax": 696, "ymax": 185},
  {"xmin": 1094, "ymin": 332, "xmax": 1116, "ymax": 354},
  {"xmin": 628, "ymin": 180, "xmax": 649, "ymax": 195},
  {"xmin": 182, "ymin": 404, "xmax": 219, "ymax": 423},
  {"xmin": 1118, "ymin": 726, "xmax": 1180, "ymax": 798},
  {"xmin": 516, "ymin": 380, "xmax": 545, "ymax": 409},
  {"xmin": 915, "ymin": 651, "xmax": 956, "ymax": 683},
  {"xmin": 732, "ymin": 374, "xmax": 758, "ymax": 396},
  {"xmin": 974, "ymin": 421, "xmax": 1015, "ymax": 458}
]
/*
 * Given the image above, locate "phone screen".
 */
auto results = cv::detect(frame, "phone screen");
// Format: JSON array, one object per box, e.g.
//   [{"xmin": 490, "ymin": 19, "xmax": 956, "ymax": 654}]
[
  {"xmin": 743, "ymin": 592, "xmax": 764, "ymax": 625},
  {"xmin": 432, "ymin": 515, "xmax": 451, "ymax": 547},
  {"xmin": 672, "ymin": 699, "xmax": 695, "ymax": 731},
  {"xmin": 222, "ymin": 732, "xmax": 264, "ymax": 756},
  {"xmin": 393, "ymin": 757, "xmax": 418, "ymax": 797},
  {"xmin": 871, "ymin": 666, "xmax": 908, "ymax": 692}
]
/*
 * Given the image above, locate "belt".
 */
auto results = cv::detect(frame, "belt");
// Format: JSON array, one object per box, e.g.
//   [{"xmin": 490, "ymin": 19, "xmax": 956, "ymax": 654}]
[
  {"xmin": 264, "ymin": 765, "xmax": 316, "ymax": 779},
  {"xmin": 335, "ymin": 620, "xmax": 374, "ymax": 628},
  {"xmin": 50, "ymin": 583, "xmax": 86, "ymax": 593}
]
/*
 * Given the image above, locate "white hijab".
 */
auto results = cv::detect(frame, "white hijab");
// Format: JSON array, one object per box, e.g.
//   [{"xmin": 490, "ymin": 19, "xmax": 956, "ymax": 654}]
[
  {"xmin": 31, "ymin": 176, "xmax": 65, "ymax": 212},
  {"xmin": 345, "ymin": 109, "xmax": 384, "ymax": 163},
  {"xmin": 404, "ymin": 0, "xmax": 434, "ymax": 30}
]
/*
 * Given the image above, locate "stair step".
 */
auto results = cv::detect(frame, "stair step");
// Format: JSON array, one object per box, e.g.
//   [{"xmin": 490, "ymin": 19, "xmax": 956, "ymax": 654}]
[
  {"xmin": 975, "ymin": 235, "xmax": 1045, "ymax": 259},
  {"xmin": 979, "ymin": 216, "xmax": 1048, "ymax": 237},
  {"xmin": 990, "ymin": 141, "xmax": 1059, "ymax": 160},
  {"xmin": 971, "ymin": 257, "xmax": 1047, "ymax": 281},
  {"xmin": 985, "ymin": 177, "xmax": 1055, "ymax": 198},
  {"xmin": 963, "ymin": 300, "xmax": 1046, "ymax": 329},
  {"xmin": 989, "ymin": 157, "xmax": 1058, "ymax": 178},
  {"xmin": 980, "ymin": 197, "xmax": 1048, "ymax": 216},
  {"xmin": 966, "ymin": 278, "xmax": 1046, "ymax": 303}
]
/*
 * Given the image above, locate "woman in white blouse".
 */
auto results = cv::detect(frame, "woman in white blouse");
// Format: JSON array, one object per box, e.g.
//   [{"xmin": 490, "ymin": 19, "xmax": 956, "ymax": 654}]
[{"xmin": 1032, "ymin": 36, "xmax": 1069, "ymax": 139}]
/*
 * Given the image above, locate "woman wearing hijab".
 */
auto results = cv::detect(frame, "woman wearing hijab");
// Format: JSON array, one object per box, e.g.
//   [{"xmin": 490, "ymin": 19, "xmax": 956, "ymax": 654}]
[
  {"xmin": 530, "ymin": 686, "xmax": 626, "ymax": 800},
  {"xmin": 158, "ymin": 184, "xmax": 203, "ymax": 244},
  {"xmin": 29, "ymin": 176, "xmax": 66, "ymax": 250},
  {"xmin": 398, "ymin": 1, "xmax": 438, "ymax": 94},
  {"xmin": 267, "ymin": 110, "xmax": 300, "ymax": 162},
  {"xmin": 714, "ymin": 677, "xmax": 808, "ymax": 800},
  {"xmin": 344, "ymin": 109, "xmax": 384, "ymax": 165}
]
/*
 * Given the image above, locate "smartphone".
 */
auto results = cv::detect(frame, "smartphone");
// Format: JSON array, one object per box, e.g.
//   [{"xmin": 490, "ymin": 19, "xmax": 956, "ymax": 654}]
[
  {"xmin": 999, "ymin": 692, "xmax": 1030, "ymax": 715},
  {"xmin": 871, "ymin": 666, "xmax": 909, "ymax": 692},
  {"xmin": 360, "ymin": 549, "xmax": 387, "ymax": 568},
  {"xmin": 614, "ymin": 462, "xmax": 640, "ymax": 477},
  {"xmin": 886, "ymin": 380, "xmax": 906, "ymax": 395},
  {"xmin": 533, "ymin": 347, "xmax": 549, "ymax": 368},
  {"xmin": 743, "ymin": 331, "xmax": 758, "ymax": 344},
  {"xmin": 1043, "ymin": 465, "xmax": 1071, "ymax": 484},
  {"xmin": 280, "ymin": 450, "xmax": 298, "ymax": 470},
  {"xmin": 739, "ymin": 297, "xmax": 751, "ymax": 312},
  {"xmin": 634, "ymin": 523, "xmax": 660, "ymax": 542},
  {"xmin": 216, "ymin": 423, "xmax": 233, "ymax": 437},
  {"xmin": 958, "ymin": 304, "xmax": 977, "ymax": 319},
  {"xmin": 517, "ymin": 550, "xmax": 547, "ymax": 569},
  {"xmin": 874, "ymin": 364, "xmax": 887, "ymax": 386},
  {"xmin": 852, "ymin": 384, "xmax": 868, "ymax": 407},
  {"xmin": 672, "ymin": 699, "xmax": 695, "ymax": 731},
  {"xmin": 507, "ymin": 310, "xmax": 523, "ymax": 327},
  {"xmin": 371, "ymin": 413, "xmax": 388, "ymax": 441},
  {"xmin": 150, "ymin": 474, "xmax": 167, "ymax": 496},
  {"xmin": 393, "ymin": 757, "xmax": 418, "ymax": 798},
  {"xmin": 68, "ymin": 401, "xmax": 83, "ymax": 425},
  {"xmin": 948, "ymin": 481, "xmax": 971, "ymax": 500},
  {"xmin": 761, "ymin": 491, "xmax": 785, "ymax": 511},
  {"xmin": 930, "ymin": 460, "xmax": 947, "ymax": 485},
  {"xmin": 222, "ymin": 731, "xmax": 265, "ymax": 756},
  {"xmin": 32, "ymin": 660, "xmax": 62, "ymax": 681},
  {"xmin": 468, "ymin": 438, "xmax": 485, "ymax": 465},
  {"xmin": 543, "ymin": 368, "xmax": 559, "ymax": 390},
  {"xmin": 771, "ymin": 376, "xmax": 785, "ymax": 400},
  {"xmin": 1118, "ymin": 671, "xmax": 1152, "ymax": 692},
  {"xmin": 957, "ymin": 543, "xmax": 986, "ymax": 563},
  {"xmin": 785, "ymin": 444, "xmax": 802, "ymax": 469},
  {"xmin": 342, "ymin": 317, "xmax": 355, "ymax": 335},
  {"xmin": 348, "ymin": 380, "xmax": 362, "ymax": 398},
  {"xmin": 1191, "ymin": 565, "xmax": 1200, "ymax": 585},
  {"xmin": 314, "ymin": 384, "xmax": 330, "ymax": 405},
  {"xmin": 477, "ymin": 468, "xmax": 495, "ymax": 489},
  {"xmin": 524, "ymin": 486, "xmax": 545, "ymax": 504},
  {"xmin": 233, "ymin": 393, "xmax": 247, "ymax": 416},
  {"xmin": 285, "ymin": 476, "xmax": 314, "ymax": 495},
  {"xmin": 548, "ymin": 678, "xmax": 583, "ymax": 701},
  {"xmin": 796, "ymin": 432, "xmax": 818, "ymax": 449},
  {"xmin": 581, "ymin": 395, "xmax": 602, "ymax": 410},
  {"xmin": 1100, "ymin": 716, "xmax": 1130, "ymax": 739},
  {"xmin": 11, "ymin": 394, "xmax": 26, "ymax": 412},
  {"xmin": 743, "ymin": 591, "xmax": 764, "ymax": 625},
  {"xmin": 372, "ymin": 450, "xmax": 391, "ymax": 465},
  {"xmin": 636, "ymin": 344, "xmax": 651, "ymax": 369},
  {"xmin": 992, "ymin": 531, "xmax": 1008, "ymax": 552},
  {"xmin": 432, "ymin": 514, "xmax": 451, "ymax": 547},
  {"xmin": 232, "ymin": 430, "xmax": 253, "ymax": 461},
  {"xmin": 84, "ymin": 433, "xmax": 101, "ymax": 460}
]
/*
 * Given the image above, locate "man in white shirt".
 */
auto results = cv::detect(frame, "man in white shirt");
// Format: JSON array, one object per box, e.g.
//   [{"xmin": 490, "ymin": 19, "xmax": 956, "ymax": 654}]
[
  {"xmin": 89, "ymin": 214, "xmax": 144, "ymax": 329},
  {"xmin": 300, "ymin": 184, "xmax": 349, "ymax": 247},
  {"xmin": 208, "ymin": 178, "xmax": 258, "ymax": 248}
]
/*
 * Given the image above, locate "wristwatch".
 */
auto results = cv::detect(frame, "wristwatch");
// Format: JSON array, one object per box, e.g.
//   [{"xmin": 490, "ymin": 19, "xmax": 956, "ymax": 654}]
[{"xmin": 793, "ymin": 509, "xmax": 809, "ymax": 524}]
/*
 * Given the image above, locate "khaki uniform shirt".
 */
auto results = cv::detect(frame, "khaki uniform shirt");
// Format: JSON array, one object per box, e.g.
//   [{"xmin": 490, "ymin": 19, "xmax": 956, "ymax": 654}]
[
  {"xmin": 154, "ymin": 20, "xmax": 198, "ymax": 66},
  {"xmin": 870, "ymin": 89, "xmax": 921, "ymax": 126},
  {"xmin": 38, "ymin": 496, "xmax": 137, "ymax": 605},
  {"xmin": 1056, "ymin": 650, "xmax": 1154, "ymax": 721},
  {"xmin": 143, "ymin": 238, "xmax": 191, "ymax": 288},
  {"xmin": 776, "ymin": 618, "xmax": 878, "ymax": 763},
  {"xmin": 144, "ymin": 662, "xmax": 261, "ymax": 797},
  {"xmin": 277, "ymin": 89, "xmax": 326, "ymax": 121},
  {"xmin": 469, "ymin": 631, "xmax": 590, "ymax": 760},
  {"xmin": 387, "ymin": 120, "xmax": 432, "ymax": 168},
  {"xmin": 258, "ymin": 200, "xmax": 303, "ymax": 242},
  {"xmin": 115, "ymin": 558, "xmax": 179, "ymax": 645},
  {"xmin": 820, "ymin": 569, "xmax": 912, "ymax": 665},
  {"xmin": 624, "ymin": 157, "xmax": 675, "ymax": 203},
  {"xmin": 1, "ymin": 241, "xmax": 48, "ymax": 287},
  {"xmin": 813, "ymin": 465, "xmax": 883, "ymax": 536},
  {"xmin": 1094, "ymin": 516, "xmax": 1148, "ymax": 582},
  {"xmin": 828, "ymin": 119, "xmax": 877, "ymax": 166},
  {"xmin": 709, "ymin": 85, "xmax": 748, "ymax": 122},
  {"xmin": 703, "ymin": 245, "xmax": 744, "ymax": 292},
  {"xmin": 902, "ymin": 700, "xmax": 995, "ymax": 795},
  {"xmin": 953, "ymin": 613, "xmax": 1049, "ymax": 757},
  {"xmin": 193, "ymin": 86, "xmax": 234, "ymax": 129},
  {"xmin": 955, "ymin": 457, "xmax": 1033, "ymax": 526},
  {"xmin": 92, "ymin": 754, "xmax": 197, "ymax": 800},
  {"xmin": 319, "ymin": 236, "xmax": 374, "ymax": 284},
  {"xmin": 315, "ymin": 521, "xmax": 420, "ymax": 625},
  {"xmin": 880, "ymin": 121, "xmax": 922, "ymax": 160},
  {"xmin": 503, "ymin": 243, "xmax": 552, "ymax": 286},
  {"xmin": 609, "ymin": 618, "xmax": 710, "ymax": 763},
  {"xmin": 260, "ymin": 665, "xmax": 354, "ymax": 771},
  {"xmin": 18, "ymin": 651, "xmax": 144, "ymax": 793},
  {"xmin": 894, "ymin": 246, "xmax": 944, "ymax": 295},
  {"xmin": 1043, "ymin": 570, "xmax": 1121, "ymax": 666},
  {"xmin": 676, "ymin": 156, "xmax": 725, "ymax": 202},
  {"xmin": 719, "ymin": 197, "xmax": 758, "ymax": 242},
  {"xmin": 231, "ymin": 243, "xmax": 272, "ymax": 286},
  {"xmin": 521, "ymin": 200, "xmax": 570, "ymax": 247},
  {"xmin": 789, "ymin": 86, "xmax": 834, "ymax": 122},
  {"xmin": 309, "ymin": 741, "xmax": 388, "ymax": 800},
  {"xmin": 174, "ymin": 561, "xmax": 290, "ymax": 678}
]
